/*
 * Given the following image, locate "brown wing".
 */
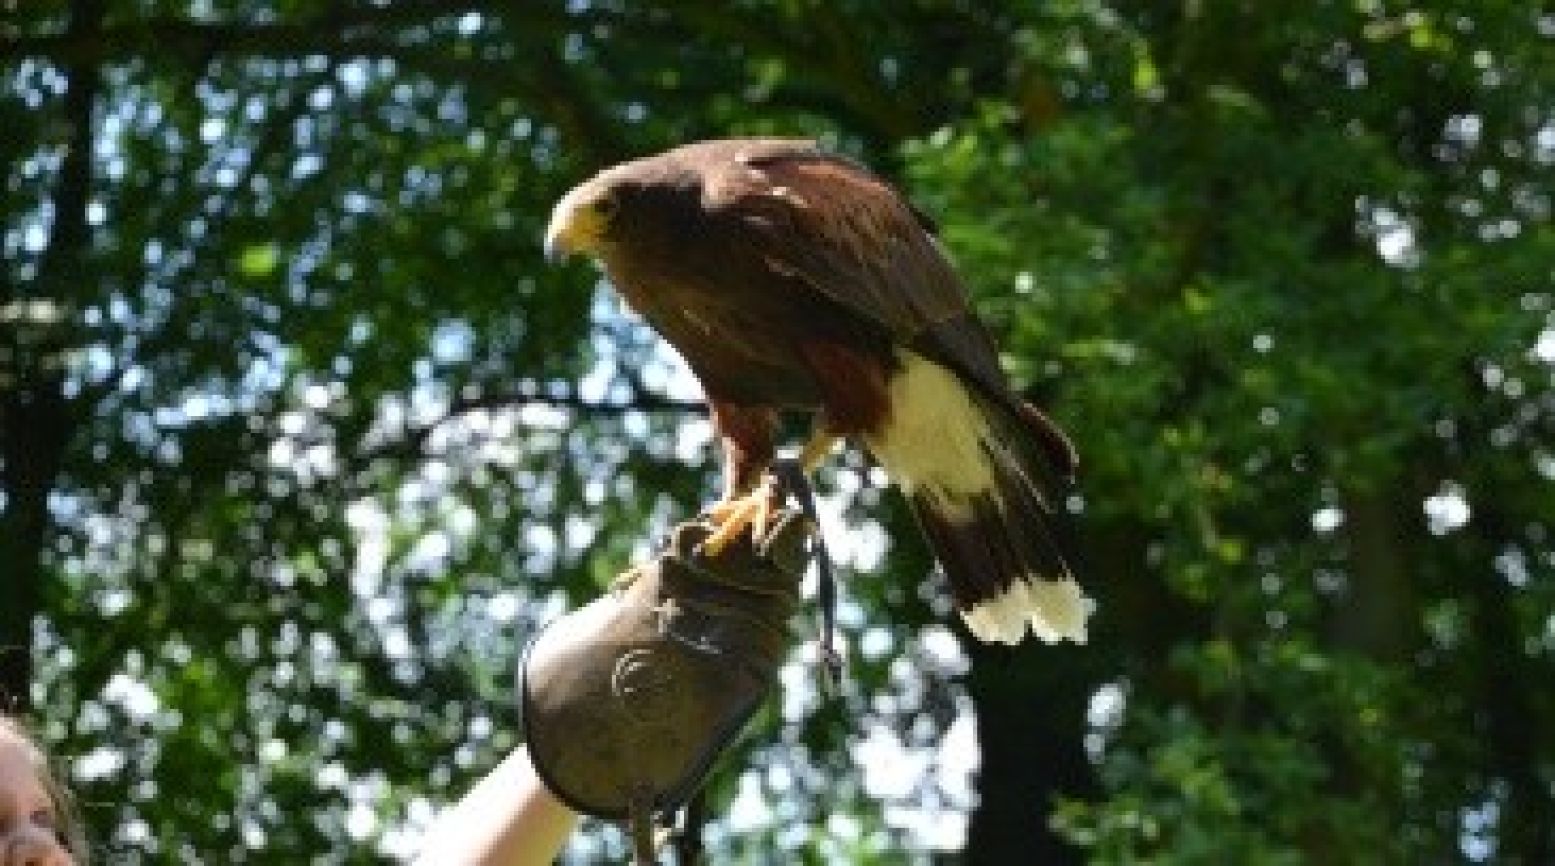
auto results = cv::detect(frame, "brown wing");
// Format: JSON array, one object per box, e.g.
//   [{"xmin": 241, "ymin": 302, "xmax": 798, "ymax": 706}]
[
  {"xmin": 698, "ymin": 141, "xmax": 1011, "ymax": 396},
  {"xmin": 699, "ymin": 141, "xmax": 965, "ymax": 333},
  {"xmin": 696, "ymin": 139, "xmax": 1078, "ymax": 481}
]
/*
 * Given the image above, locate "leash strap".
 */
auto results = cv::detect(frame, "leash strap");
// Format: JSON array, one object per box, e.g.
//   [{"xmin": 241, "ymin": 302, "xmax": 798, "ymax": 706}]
[{"xmin": 771, "ymin": 458, "xmax": 842, "ymax": 692}]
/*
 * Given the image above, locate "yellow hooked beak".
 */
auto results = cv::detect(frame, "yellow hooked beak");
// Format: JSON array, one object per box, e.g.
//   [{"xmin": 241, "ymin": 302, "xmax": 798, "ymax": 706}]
[{"xmin": 543, "ymin": 186, "xmax": 610, "ymax": 263}]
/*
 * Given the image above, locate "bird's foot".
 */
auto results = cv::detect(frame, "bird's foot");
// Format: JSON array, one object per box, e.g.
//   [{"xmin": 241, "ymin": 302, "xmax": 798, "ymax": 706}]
[{"xmin": 700, "ymin": 475, "xmax": 783, "ymax": 556}]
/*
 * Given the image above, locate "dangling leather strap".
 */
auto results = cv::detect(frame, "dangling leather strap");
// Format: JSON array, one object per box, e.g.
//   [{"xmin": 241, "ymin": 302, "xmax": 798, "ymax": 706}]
[
  {"xmin": 771, "ymin": 458, "xmax": 842, "ymax": 692},
  {"xmin": 627, "ymin": 784, "xmax": 658, "ymax": 865}
]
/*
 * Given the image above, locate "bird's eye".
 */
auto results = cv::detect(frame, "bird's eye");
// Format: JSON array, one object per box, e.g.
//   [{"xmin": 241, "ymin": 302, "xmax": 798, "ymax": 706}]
[{"xmin": 595, "ymin": 194, "xmax": 620, "ymax": 219}]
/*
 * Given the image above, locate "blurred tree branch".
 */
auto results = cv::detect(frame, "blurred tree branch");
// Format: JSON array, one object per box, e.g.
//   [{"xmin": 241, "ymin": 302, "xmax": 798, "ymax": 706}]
[
  {"xmin": 0, "ymin": 2, "xmax": 602, "ymax": 65},
  {"xmin": 1, "ymin": 0, "xmax": 103, "ymax": 711},
  {"xmin": 346, "ymin": 386, "xmax": 705, "ymax": 471}
]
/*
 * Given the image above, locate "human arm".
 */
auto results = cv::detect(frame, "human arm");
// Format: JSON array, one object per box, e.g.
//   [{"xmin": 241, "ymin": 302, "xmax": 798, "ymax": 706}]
[
  {"xmin": 413, "ymin": 746, "xmax": 576, "ymax": 866},
  {"xmin": 418, "ymin": 507, "xmax": 812, "ymax": 865}
]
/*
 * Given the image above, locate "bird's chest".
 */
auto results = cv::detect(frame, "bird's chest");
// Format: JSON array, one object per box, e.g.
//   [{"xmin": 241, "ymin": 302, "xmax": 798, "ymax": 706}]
[{"xmin": 605, "ymin": 261, "xmax": 817, "ymax": 404}]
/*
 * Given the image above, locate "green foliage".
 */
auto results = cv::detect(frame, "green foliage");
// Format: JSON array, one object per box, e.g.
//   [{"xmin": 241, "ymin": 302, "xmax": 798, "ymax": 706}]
[
  {"xmin": 903, "ymin": 2, "xmax": 1555, "ymax": 861},
  {"xmin": 3, "ymin": 1, "xmax": 1553, "ymax": 863}
]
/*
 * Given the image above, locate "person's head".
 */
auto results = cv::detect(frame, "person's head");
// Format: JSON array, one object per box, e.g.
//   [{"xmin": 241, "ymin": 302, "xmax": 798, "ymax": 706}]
[{"xmin": 0, "ymin": 714, "xmax": 84, "ymax": 866}]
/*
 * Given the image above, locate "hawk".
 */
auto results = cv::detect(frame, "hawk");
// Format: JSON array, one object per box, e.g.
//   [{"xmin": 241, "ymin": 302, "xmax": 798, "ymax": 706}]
[{"xmin": 545, "ymin": 138, "xmax": 1090, "ymax": 645}]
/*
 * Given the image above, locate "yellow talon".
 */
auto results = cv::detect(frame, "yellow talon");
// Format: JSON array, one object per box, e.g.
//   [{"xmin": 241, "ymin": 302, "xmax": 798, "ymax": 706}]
[
  {"xmin": 700, "ymin": 480, "xmax": 775, "ymax": 556},
  {"xmin": 700, "ymin": 431, "xmax": 840, "ymax": 557}
]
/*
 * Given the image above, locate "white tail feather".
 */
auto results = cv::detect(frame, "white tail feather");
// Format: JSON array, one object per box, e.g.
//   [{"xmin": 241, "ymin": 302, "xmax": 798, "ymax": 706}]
[
  {"xmin": 864, "ymin": 351, "xmax": 994, "ymax": 502},
  {"xmin": 868, "ymin": 350, "xmax": 1094, "ymax": 646},
  {"xmin": 961, "ymin": 577, "xmax": 1093, "ymax": 645}
]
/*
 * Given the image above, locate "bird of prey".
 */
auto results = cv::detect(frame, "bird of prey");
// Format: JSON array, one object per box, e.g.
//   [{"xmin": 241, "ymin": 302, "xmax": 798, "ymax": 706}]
[{"xmin": 544, "ymin": 138, "xmax": 1090, "ymax": 645}]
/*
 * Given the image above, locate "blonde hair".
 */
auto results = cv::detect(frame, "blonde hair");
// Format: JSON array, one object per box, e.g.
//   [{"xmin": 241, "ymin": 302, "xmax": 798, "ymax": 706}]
[{"xmin": 0, "ymin": 713, "xmax": 89, "ymax": 863}]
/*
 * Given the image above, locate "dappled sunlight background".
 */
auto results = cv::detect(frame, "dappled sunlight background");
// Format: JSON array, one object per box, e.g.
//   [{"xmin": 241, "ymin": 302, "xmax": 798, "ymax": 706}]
[{"xmin": 5, "ymin": 3, "xmax": 1555, "ymax": 863}]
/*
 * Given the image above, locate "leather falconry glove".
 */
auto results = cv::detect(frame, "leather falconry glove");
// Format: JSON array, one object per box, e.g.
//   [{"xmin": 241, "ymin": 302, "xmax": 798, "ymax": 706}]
[{"xmin": 518, "ymin": 507, "xmax": 813, "ymax": 864}]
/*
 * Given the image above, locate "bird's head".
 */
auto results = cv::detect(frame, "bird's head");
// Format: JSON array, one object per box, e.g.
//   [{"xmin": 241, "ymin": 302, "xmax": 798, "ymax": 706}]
[
  {"xmin": 543, "ymin": 174, "xmax": 623, "ymax": 263},
  {"xmin": 544, "ymin": 157, "xmax": 703, "ymax": 265}
]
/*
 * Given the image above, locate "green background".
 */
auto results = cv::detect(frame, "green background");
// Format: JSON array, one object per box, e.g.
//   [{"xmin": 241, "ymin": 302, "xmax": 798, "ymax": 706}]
[{"xmin": 3, "ymin": 1, "xmax": 1553, "ymax": 862}]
